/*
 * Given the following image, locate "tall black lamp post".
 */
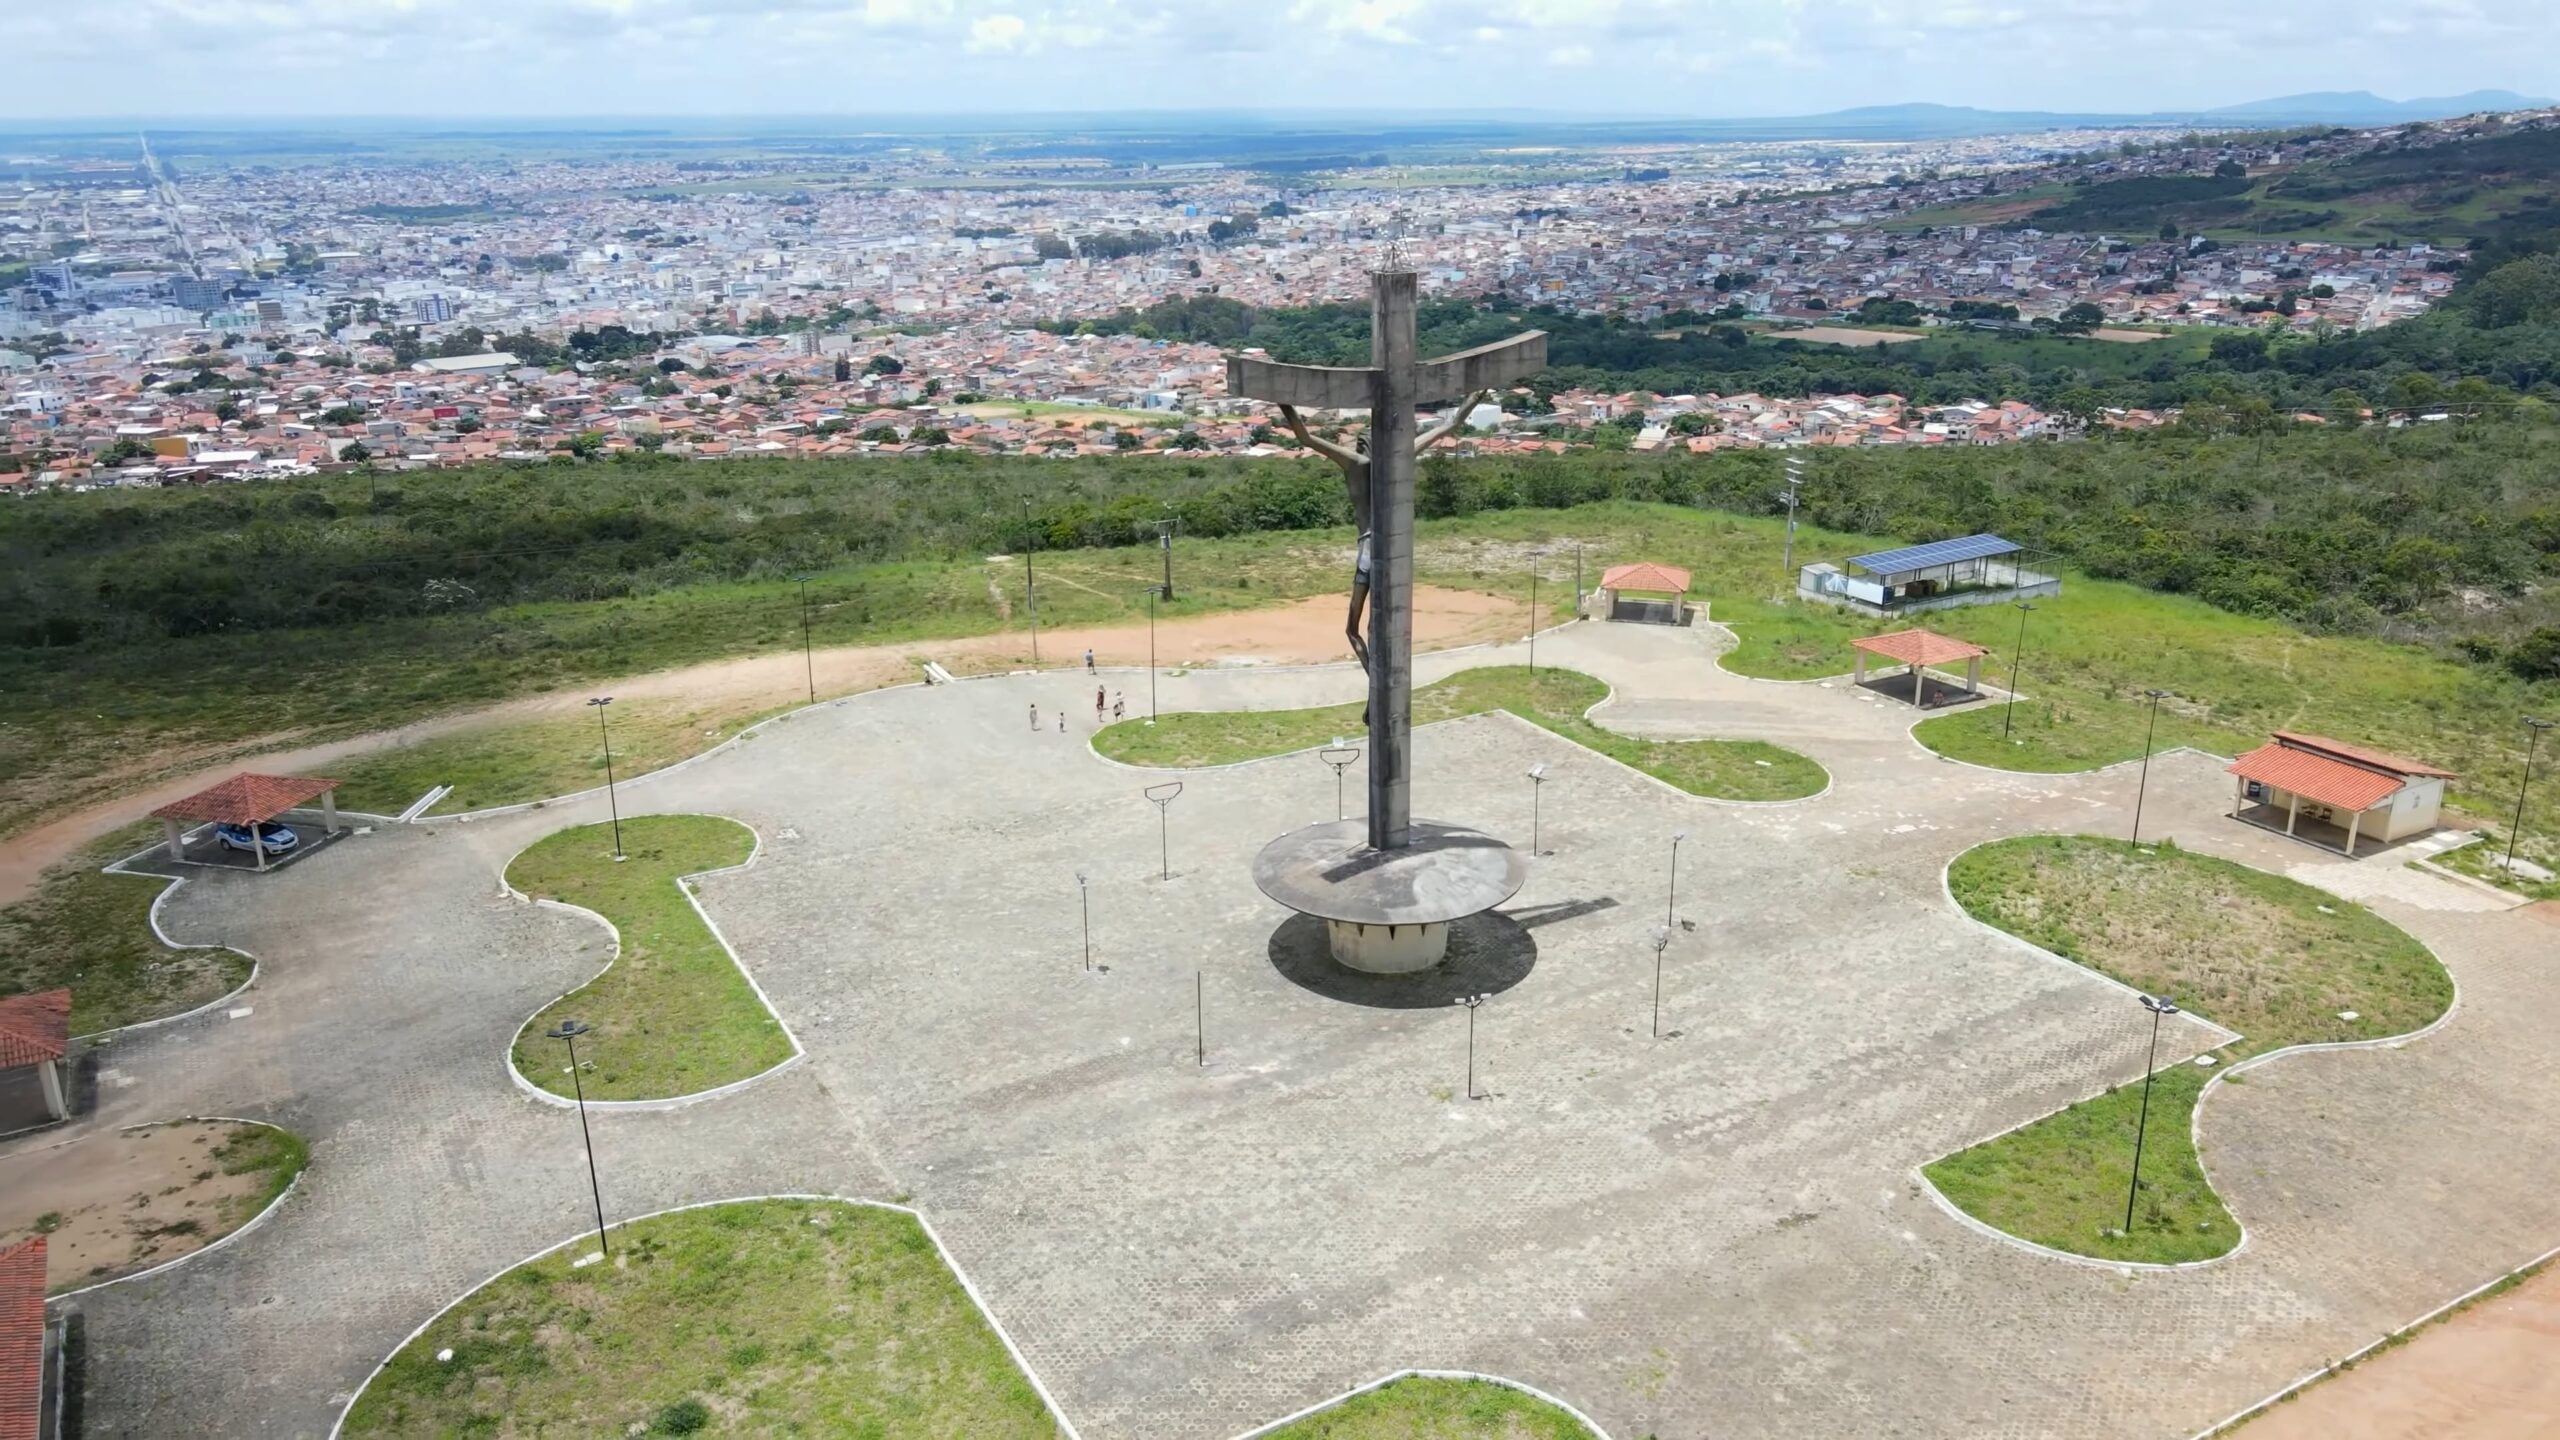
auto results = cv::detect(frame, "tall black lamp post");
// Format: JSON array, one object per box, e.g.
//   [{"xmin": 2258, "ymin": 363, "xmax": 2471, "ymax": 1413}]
[
  {"xmin": 2130, "ymin": 688, "xmax": 2170, "ymax": 846},
  {"xmin": 1665, "ymin": 830, "xmax": 1687, "ymax": 929},
  {"xmin": 1780, "ymin": 456, "xmax": 1805, "ymax": 580},
  {"xmin": 1526, "ymin": 550, "xmax": 1546, "ymax": 675},
  {"xmin": 2505, "ymin": 716, "xmax": 2552, "ymax": 875},
  {"xmin": 588, "ymin": 696, "xmax": 624, "ymax": 860},
  {"xmin": 2124, "ymin": 994, "xmax": 2178, "ymax": 1236},
  {"xmin": 1075, "ymin": 870, "xmax": 1091, "ymax": 973},
  {"xmin": 2003, "ymin": 600, "xmax": 2035, "ymax": 739},
  {"xmin": 1021, "ymin": 498, "xmax": 1040, "ymax": 665},
  {"xmin": 795, "ymin": 575, "xmax": 816, "ymax": 704},
  {"xmin": 1650, "ymin": 926, "xmax": 1672, "ymax": 1040},
  {"xmin": 1143, "ymin": 781, "xmax": 1183, "ymax": 880},
  {"xmin": 1526, "ymin": 763, "xmax": 1549, "ymax": 855},
  {"xmin": 546, "ymin": 1018, "xmax": 610, "ymax": 1258},
  {"xmin": 1143, "ymin": 585, "xmax": 1165, "ymax": 724}
]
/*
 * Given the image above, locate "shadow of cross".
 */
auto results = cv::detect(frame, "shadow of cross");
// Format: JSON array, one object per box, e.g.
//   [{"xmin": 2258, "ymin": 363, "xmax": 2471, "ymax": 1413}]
[{"xmin": 1226, "ymin": 266, "xmax": 1546, "ymax": 854}]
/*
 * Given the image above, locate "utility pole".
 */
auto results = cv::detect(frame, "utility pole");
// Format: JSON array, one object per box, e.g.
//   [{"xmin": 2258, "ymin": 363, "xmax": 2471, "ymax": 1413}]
[
  {"xmin": 1780, "ymin": 456, "xmax": 1805, "ymax": 582},
  {"xmin": 1022, "ymin": 498, "xmax": 1040, "ymax": 665}
]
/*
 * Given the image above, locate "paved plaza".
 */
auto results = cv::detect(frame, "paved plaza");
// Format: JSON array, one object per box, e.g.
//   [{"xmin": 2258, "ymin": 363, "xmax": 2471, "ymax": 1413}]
[{"xmin": 29, "ymin": 619, "xmax": 2560, "ymax": 1438}]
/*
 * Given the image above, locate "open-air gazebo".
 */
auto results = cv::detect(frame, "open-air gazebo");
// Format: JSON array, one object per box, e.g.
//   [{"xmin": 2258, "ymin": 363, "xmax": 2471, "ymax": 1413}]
[
  {"xmin": 1597, "ymin": 561, "xmax": 1694, "ymax": 625},
  {"xmin": 150, "ymin": 772, "xmax": 345, "ymax": 872},
  {"xmin": 1849, "ymin": 628, "xmax": 1989, "ymax": 708}
]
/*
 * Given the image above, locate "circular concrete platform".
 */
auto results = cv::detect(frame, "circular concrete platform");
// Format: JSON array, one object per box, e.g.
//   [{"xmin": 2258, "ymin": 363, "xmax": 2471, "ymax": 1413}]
[{"xmin": 1252, "ymin": 818, "xmax": 1526, "ymax": 973}]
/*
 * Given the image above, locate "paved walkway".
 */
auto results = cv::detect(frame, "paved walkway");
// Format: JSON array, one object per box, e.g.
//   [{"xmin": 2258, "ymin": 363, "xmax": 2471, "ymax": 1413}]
[{"xmin": 26, "ymin": 618, "xmax": 2560, "ymax": 1439}]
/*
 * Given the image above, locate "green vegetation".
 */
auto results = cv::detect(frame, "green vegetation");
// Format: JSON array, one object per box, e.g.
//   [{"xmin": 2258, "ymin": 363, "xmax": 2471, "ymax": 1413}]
[
  {"xmin": 1096, "ymin": 666, "xmax": 1827, "ymax": 803},
  {"xmin": 340, "ymin": 1199, "xmax": 1053, "ymax": 1438},
  {"xmin": 330, "ymin": 697, "xmax": 790, "ymax": 818},
  {"xmin": 1260, "ymin": 1376, "xmax": 1597, "ymax": 1438},
  {"xmin": 506, "ymin": 815, "xmax": 789, "ymax": 1101},
  {"xmin": 2431, "ymin": 831, "xmax": 2560, "ymax": 901},
  {"xmin": 209, "ymin": 1122, "xmax": 309, "ymax": 1229},
  {"xmin": 0, "ymin": 825, "xmax": 253, "ymax": 1034},
  {"xmin": 1927, "ymin": 836, "xmax": 2451, "ymax": 1263}
]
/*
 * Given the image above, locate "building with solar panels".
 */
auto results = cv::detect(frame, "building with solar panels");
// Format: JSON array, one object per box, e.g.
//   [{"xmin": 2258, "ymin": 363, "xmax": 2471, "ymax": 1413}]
[{"xmin": 1796, "ymin": 533, "xmax": 2058, "ymax": 617}]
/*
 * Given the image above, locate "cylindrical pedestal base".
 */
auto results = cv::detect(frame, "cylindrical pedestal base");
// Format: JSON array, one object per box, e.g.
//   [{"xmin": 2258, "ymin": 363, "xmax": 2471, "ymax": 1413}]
[{"xmin": 1326, "ymin": 919, "xmax": 1449, "ymax": 973}]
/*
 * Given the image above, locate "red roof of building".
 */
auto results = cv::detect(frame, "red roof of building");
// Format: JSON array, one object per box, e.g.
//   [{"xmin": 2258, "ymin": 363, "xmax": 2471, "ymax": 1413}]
[
  {"xmin": 149, "ymin": 773, "xmax": 340, "ymax": 826},
  {"xmin": 0, "ymin": 991, "xmax": 67, "ymax": 1069},
  {"xmin": 1600, "ymin": 561, "xmax": 1691, "ymax": 594},
  {"xmin": 1851, "ymin": 628, "xmax": 1989, "ymax": 667},
  {"xmin": 2228, "ymin": 743, "xmax": 2407, "ymax": 813},
  {"xmin": 2271, "ymin": 731, "xmax": 2457, "ymax": 780},
  {"xmin": 0, "ymin": 1236, "xmax": 42, "ymax": 1440}
]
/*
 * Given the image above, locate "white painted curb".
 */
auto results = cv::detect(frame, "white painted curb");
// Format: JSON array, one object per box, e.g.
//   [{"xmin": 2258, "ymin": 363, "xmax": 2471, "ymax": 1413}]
[
  {"xmin": 87, "ymin": 841, "xmax": 262, "ymax": 1042},
  {"xmin": 44, "ymin": 1115, "xmax": 306, "ymax": 1302},
  {"xmin": 498, "ymin": 817, "xmax": 806, "ymax": 1112},
  {"xmin": 1916, "ymin": 838, "xmax": 2461, "ymax": 1274},
  {"xmin": 324, "ymin": 1194, "xmax": 1082, "ymax": 1440},
  {"xmin": 1226, "ymin": 1367, "xmax": 1612, "ymax": 1440}
]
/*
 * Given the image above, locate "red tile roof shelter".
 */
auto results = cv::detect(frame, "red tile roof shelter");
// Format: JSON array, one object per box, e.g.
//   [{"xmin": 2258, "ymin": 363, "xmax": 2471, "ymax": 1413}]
[
  {"xmin": 0, "ymin": 990, "xmax": 69, "ymax": 1129},
  {"xmin": 148, "ymin": 772, "xmax": 343, "ymax": 871},
  {"xmin": 0, "ymin": 1237, "xmax": 45, "ymax": 1440},
  {"xmin": 1596, "ymin": 562, "xmax": 1694, "ymax": 626},
  {"xmin": 2226, "ymin": 732, "xmax": 2457, "ymax": 857},
  {"xmin": 1598, "ymin": 561, "xmax": 1690, "ymax": 594},
  {"xmin": 1849, "ymin": 628, "xmax": 1989, "ymax": 708}
]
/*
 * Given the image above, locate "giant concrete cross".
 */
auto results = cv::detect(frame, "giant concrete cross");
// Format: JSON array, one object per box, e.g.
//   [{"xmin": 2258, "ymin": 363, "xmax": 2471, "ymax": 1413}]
[{"xmin": 1227, "ymin": 267, "xmax": 1546, "ymax": 854}]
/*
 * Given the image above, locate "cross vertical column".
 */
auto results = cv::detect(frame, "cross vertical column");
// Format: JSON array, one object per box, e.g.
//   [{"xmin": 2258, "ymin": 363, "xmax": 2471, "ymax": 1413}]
[{"xmin": 1367, "ymin": 269, "xmax": 1419, "ymax": 851}]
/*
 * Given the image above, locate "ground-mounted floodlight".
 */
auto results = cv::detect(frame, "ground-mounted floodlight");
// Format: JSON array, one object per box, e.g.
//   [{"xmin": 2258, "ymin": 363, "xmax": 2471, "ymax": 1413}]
[
  {"xmin": 1526, "ymin": 763, "xmax": 1550, "ymax": 855},
  {"xmin": 1320, "ymin": 741, "xmax": 1363, "ymax": 821},
  {"xmin": 1453, "ymin": 992, "xmax": 1490, "ymax": 1100},
  {"xmin": 1666, "ymin": 830, "xmax": 1687, "ymax": 929},
  {"xmin": 1650, "ymin": 925, "xmax": 1672, "ymax": 1039},
  {"xmin": 2506, "ymin": 716, "xmax": 2552, "ymax": 876},
  {"xmin": 2130, "ymin": 689, "xmax": 2172, "ymax": 846},
  {"xmin": 1143, "ymin": 781, "xmax": 1184, "ymax": 880},
  {"xmin": 545, "ymin": 1018, "xmax": 610, "ymax": 1258},
  {"xmin": 587, "ymin": 696, "xmax": 624, "ymax": 860},
  {"xmin": 1021, "ymin": 498, "xmax": 1041, "ymax": 665},
  {"xmin": 2004, "ymin": 600, "xmax": 2036, "ymax": 739},
  {"xmin": 2125, "ymin": 994, "xmax": 2179, "ymax": 1236},
  {"xmin": 1075, "ymin": 870, "xmax": 1091, "ymax": 973}
]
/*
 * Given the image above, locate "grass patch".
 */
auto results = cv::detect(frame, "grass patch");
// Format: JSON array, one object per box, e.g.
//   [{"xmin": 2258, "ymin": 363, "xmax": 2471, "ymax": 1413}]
[
  {"xmin": 1925, "ymin": 835, "xmax": 2450, "ymax": 1263},
  {"xmin": 210, "ymin": 1121, "xmax": 309, "ymax": 1228},
  {"xmin": 506, "ymin": 815, "xmax": 789, "ymax": 1102},
  {"xmin": 339, "ymin": 1198, "xmax": 1053, "ymax": 1438},
  {"xmin": 1093, "ymin": 665, "xmax": 1826, "ymax": 802},
  {"xmin": 1260, "ymin": 1375, "xmax": 1598, "ymax": 1438},
  {"xmin": 0, "ymin": 824, "xmax": 253, "ymax": 1034},
  {"xmin": 331, "ymin": 697, "xmax": 789, "ymax": 818},
  {"xmin": 2430, "ymin": 830, "xmax": 2560, "ymax": 902}
]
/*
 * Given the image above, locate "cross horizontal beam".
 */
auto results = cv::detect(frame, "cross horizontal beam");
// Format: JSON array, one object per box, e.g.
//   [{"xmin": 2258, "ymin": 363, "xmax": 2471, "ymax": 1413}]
[
  {"xmin": 1226, "ymin": 354, "xmax": 1373, "ymax": 410},
  {"xmin": 1415, "ymin": 331, "xmax": 1547, "ymax": 404}
]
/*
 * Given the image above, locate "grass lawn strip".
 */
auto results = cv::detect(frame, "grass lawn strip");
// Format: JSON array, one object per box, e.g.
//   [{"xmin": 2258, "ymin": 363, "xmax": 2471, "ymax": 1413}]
[
  {"xmin": 1095, "ymin": 665, "xmax": 1826, "ymax": 802},
  {"xmin": 331, "ymin": 696, "xmax": 792, "ymax": 818},
  {"xmin": 507, "ymin": 815, "xmax": 792, "ymax": 1102},
  {"xmin": 2428, "ymin": 830, "xmax": 2560, "ymax": 902},
  {"xmin": 1926, "ymin": 836, "xmax": 2450, "ymax": 1265},
  {"xmin": 339, "ymin": 1199, "xmax": 1054, "ymax": 1438},
  {"xmin": 0, "ymin": 824, "xmax": 254, "ymax": 1035},
  {"xmin": 1258, "ymin": 1375, "xmax": 1599, "ymax": 1438}
]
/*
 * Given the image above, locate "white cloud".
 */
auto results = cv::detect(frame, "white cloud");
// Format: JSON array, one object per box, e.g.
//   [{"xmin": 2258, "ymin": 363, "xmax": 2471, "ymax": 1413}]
[{"xmin": 0, "ymin": 0, "xmax": 2550, "ymax": 117}]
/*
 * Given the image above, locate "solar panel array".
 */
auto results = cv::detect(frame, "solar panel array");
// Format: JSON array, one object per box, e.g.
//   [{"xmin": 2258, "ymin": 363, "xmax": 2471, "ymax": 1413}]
[{"xmin": 1846, "ymin": 533, "xmax": 2018, "ymax": 576}]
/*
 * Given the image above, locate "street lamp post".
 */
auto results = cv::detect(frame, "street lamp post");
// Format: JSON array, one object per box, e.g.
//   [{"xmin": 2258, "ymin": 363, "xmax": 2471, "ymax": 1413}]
[
  {"xmin": 1526, "ymin": 550, "xmax": 1545, "ymax": 676},
  {"xmin": 587, "ymin": 696, "xmax": 624, "ymax": 860},
  {"xmin": 1076, "ymin": 870, "xmax": 1091, "ymax": 973},
  {"xmin": 1526, "ymin": 763, "xmax": 1549, "ymax": 855},
  {"xmin": 2505, "ymin": 716, "xmax": 2552, "ymax": 875},
  {"xmin": 2125, "ymin": 994, "xmax": 2179, "ymax": 1236},
  {"xmin": 1650, "ymin": 926, "xmax": 1671, "ymax": 1040},
  {"xmin": 1144, "ymin": 585, "xmax": 1164, "ymax": 724},
  {"xmin": 795, "ymin": 575, "xmax": 816, "ymax": 704},
  {"xmin": 1453, "ymin": 993, "xmax": 1489, "ymax": 1100},
  {"xmin": 2003, "ymin": 599, "xmax": 2035, "ymax": 739},
  {"xmin": 1666, "ymin": 830, "xmax": 1686, "ymax": 930},
  {"xmin": 1144, "ymin": 781, "xmax": 1183, "ymax": 881},
  {"xmin": 1321, "ymin": 742, "xmax": 1363, "ymax": 821},
  {"xmin": 1195, "ymin": 969, "xmax": 1206, "ymax": 1067},
  {"xmin": 1780, "ymin": 457, "xmax": 1804, "ymax": 581},
  {"xmin": 546, "ymin": 1018, "xmax": 610, "ymax": 1259},
  {"xmin": 2130, "ymin": 688, "xmax": 2171, "ymax": 846},
  {"xmin": 1151, "ymin": 514, "xmax": 1177, "ymax": 600},
  {"xmin": 1022, "ymin": 498, "xmax": 1040, "ymax": 665}
]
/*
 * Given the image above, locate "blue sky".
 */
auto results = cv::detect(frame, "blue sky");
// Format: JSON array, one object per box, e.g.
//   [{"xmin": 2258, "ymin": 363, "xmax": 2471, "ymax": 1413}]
[{"xmin": 5, "ymin": 0, "xmax": 2553, "ymax": 119}]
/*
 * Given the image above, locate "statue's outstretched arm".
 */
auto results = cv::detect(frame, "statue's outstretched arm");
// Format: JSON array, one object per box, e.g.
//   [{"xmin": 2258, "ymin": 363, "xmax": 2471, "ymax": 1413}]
[
  {"xmin": 1415, "ymin": 390, "xmax": 1491, "ymax": 453},
  {"xmin": 1277, "ymin": 404, "xmax": 1367, "ymax": 473}
]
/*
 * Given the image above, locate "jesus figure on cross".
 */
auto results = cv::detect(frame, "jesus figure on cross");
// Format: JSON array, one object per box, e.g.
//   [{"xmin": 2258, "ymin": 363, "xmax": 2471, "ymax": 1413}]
[{"xmin": 1228, "ymin": 266, "xmax": 1546, "ymax": 852}]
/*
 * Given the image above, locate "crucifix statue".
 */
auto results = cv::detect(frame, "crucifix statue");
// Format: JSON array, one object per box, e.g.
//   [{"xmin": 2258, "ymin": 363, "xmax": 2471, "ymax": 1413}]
[{"xmin": 1228, "ymin": 267, "xmax": 1546, "ymax": 853}]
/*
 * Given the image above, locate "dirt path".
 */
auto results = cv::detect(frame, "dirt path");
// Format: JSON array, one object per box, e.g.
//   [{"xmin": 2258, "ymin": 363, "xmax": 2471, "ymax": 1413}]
[
  {"xmin": 2232, "ymin": 1262, "xmax": 2560, "ymax": 1439},
  {"xmin": 0, "ymin": 1120, "xmax": 278, "ymax": 1292},
  {"xmin": 0, "ymin": 587, "xmax": 1519, "ymax": 908}
]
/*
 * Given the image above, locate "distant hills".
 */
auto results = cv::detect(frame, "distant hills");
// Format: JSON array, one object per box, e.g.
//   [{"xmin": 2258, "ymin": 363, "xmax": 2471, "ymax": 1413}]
[
  {"xmin": 2202, "ymin": 90, "xmax": 2552, "ymax": 123},
  {"xmin": 1757, "ymin": 92, "xmax": 2552, "ymax": 140}
]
